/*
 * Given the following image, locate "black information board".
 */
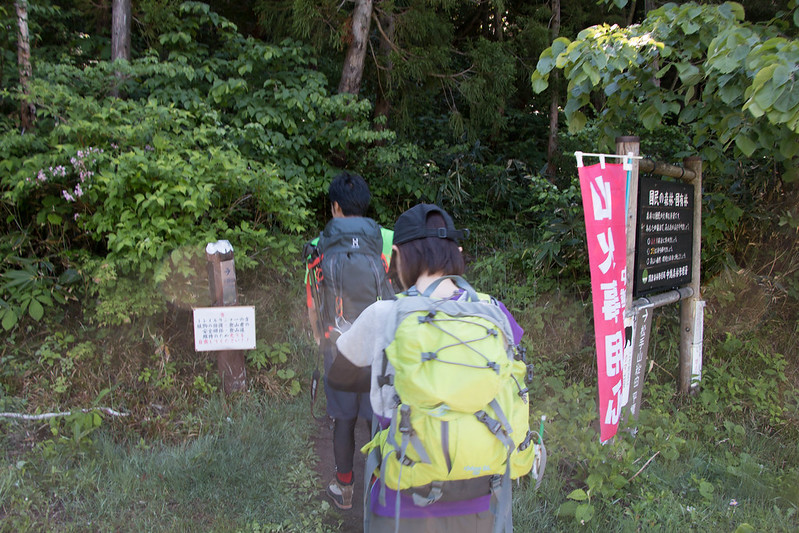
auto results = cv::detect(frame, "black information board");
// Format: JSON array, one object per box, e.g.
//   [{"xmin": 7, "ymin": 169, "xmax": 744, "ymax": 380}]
[{"xmin": 634, "ymin": 176, "xmax": 694, "ymax": 297}]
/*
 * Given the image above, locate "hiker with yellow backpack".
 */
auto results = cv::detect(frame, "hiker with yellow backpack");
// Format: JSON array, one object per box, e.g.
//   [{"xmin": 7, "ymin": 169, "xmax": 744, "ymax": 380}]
[{"xmin": 334, "ymin": 203, "xmax": 545, "ymax": 533}]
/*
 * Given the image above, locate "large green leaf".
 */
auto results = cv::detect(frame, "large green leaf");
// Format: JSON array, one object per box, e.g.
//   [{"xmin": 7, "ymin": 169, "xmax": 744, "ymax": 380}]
[
  {"xmin": 567, "ymin": 111, "xmax": 587, "ymax": 134},
  {"xmin": 734, "ymin": 133, "xmax": 757, "ymax": 156},
  {"xmin": 567, "ymin": 488, "xmax": 589, "ymax": 501},
  {"xmin": 536, "ymin": 49, "xmax": 556, "ymax": 75},
  {"xmin": 531, "ymin": 71, "xmax": 549, "ymax": 94},
  {"xmin": 1, "ymin": 310, "xmax": 18, "ymax": 331},
  {"xmin": 750, "ymin": 64, "xmax": 778, "ymax": 94},
  {"xmin": 742, "ymin": 96, "xmax": 765, "ymax": 118},
  {"xmin": 641, "ymin": 104, "xmax": 662, "ymax": 130},
  {"xmin": 28, "ymin": 299, "xmax": 44, "ymax": 321},
  {"xmin": 675, "ymin": 61, "xmax": 701, "ymax": 84},
  {"xmin": 582, "ymin": 62, "xmax": 601, "ymax": 86},
  {"xmin": 753, "ymin": 83, "xmax": 783, "ymax": 112}
]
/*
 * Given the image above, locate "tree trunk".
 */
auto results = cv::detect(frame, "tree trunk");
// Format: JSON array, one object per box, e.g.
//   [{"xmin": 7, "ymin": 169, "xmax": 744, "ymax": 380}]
[
  {"xmin": 546, "ymin": 0, "xmax": 561, "ymax": 175},
  {"xmin": 338, "ymin": 0, "xmax": 373, "ymax": 95},
  {"xmin": 111, "ymin": 0, "xmax": 131, "ymax": 97},
  {"xmin": 627, "ymin": 0, "xmax": 637, "ymax": 25},
  {"xmin": 15, "ymin": 0, "xmax": 34, "ymax": 131},
  {"xmin": 111, "ymin": 0, "xmax": 131, "ymax": 61},
  {"xmin": 373, "ymin": 9, "xmax": 394, "ymax": 129},
  {"xmin": 495, "ymin": 5, "xmax": 503, "ymax": 41},
  {"xmin": 645, "ymin": 0, "xmax": 660, "ymax": 87}
]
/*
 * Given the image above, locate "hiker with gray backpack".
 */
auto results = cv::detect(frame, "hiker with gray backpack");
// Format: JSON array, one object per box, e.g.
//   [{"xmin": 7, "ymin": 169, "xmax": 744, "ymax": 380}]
[
  {"xmin": 335, "ymin": 203, "xmax": 545, "ymax": 533},
  {"xmin": 304, "ymin": 172, "xmax": 395, "ymax": 510}
]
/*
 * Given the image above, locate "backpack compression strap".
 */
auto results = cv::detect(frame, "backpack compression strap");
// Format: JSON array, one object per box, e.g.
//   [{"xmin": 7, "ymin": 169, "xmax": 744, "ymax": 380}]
[
  {"xmin": 419, "ymin": 275, "xmax": 481, "ymax": 302},
  {"xmin": 475, "ymin": 399, "xmax": 515, "ymax": 533}
]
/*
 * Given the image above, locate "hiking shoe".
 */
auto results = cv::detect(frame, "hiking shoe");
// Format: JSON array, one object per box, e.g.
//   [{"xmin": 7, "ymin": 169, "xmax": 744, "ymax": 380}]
[{"xmin": 326, "ymin": 477, "xmax": 353, "ymax": 510}]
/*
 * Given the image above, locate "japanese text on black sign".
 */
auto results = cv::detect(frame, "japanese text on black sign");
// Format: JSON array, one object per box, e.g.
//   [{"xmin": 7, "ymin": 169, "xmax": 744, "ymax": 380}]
[{"xmin": 635, "ymin": 177, "xmax": 694, "ymax": 297}]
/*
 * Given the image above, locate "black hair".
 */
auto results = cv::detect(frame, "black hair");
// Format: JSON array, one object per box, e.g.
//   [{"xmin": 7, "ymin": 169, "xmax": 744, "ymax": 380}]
[
  {"xmin": 328, "ymin": 172, "xmax": 370, "ymax": 216},
  {"xmin": 395, "ymin": 212, "xmax": 464, "ymax": 290}
]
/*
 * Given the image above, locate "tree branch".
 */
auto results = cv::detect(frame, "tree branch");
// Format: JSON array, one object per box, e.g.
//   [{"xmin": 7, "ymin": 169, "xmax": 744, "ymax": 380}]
[
  {"xmin": 628, "ymin": 451, "xmax": 659, "ymax": 482},
  {"xmin": 0, "ymin": 407, "xmax": 130, "ymax": 421},
  {"xmin": 371, "ymin": 10, "xmax": 405, "ymax": 57},
  {"xmin": 430, "ymin": 66, "xmax": 474, "ymax": 80}
]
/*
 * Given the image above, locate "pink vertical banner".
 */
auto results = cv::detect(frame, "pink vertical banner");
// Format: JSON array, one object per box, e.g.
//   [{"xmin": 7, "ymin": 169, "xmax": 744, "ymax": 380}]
[{"xmin": 579, "ymin": 162, "xmax": 627, "ymax": 442}]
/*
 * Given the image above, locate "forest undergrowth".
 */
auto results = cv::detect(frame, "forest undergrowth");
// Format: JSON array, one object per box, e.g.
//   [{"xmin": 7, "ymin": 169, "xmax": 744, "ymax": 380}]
[{"xmin": 1, "ymin": 247, "xmax": 797, "ymax": 532}]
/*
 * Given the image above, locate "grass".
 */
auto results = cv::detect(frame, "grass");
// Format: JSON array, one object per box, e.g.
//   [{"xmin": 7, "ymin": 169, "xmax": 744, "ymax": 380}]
[
  {"xmin": 1, "ymin": 263, "xmax": 798, "ymax": 532},
  {"xmin": 0, "ymin": 394, "xmax": 334, "ymax": 532}
]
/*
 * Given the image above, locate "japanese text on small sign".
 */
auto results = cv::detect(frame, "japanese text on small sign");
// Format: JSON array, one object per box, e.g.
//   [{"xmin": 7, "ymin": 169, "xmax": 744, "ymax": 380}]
[{"xmin": 193, "ymin": 306, "xmax": 256, "ymax": 352}]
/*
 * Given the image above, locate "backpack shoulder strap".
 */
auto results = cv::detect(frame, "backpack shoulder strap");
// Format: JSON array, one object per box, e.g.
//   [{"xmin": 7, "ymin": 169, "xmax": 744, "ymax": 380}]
[{"xmin": 420, "ymin": 275, "xmax": 480, "ymax": 301}]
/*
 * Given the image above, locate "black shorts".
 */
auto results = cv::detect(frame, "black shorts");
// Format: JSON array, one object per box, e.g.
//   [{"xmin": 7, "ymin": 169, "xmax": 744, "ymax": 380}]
[{"xmin": 324, "ymin": 374, "xmax": 373, "ymax": 420}]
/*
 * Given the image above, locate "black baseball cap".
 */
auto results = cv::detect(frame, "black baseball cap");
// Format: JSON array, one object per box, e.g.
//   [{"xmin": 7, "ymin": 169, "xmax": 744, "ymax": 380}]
[{"xmin": 393, "ymin": 203, "xmax": 469, "ymax": 245}]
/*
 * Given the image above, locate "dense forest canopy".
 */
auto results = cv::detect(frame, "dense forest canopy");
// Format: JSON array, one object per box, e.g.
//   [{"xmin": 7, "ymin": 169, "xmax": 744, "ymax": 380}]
[{"xmin": 0, "ymin": 0, "xmax": 796, "ymax": 328}]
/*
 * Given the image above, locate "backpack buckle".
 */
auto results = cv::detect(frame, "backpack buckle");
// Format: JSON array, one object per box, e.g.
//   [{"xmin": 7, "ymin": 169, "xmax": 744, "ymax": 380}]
[
  {"xmin": 418, "ymin": 312, "xmax": 436, "ymax": 323},
  {"xmin": 303, "ymin": 242, "xmax": 318, "ymax": 259},
  {"xmin": 400, "ymin": 455, "xmax": 415, "ymax": 467},
  {"xmin": 399, "ymin": 405, "xmax": 412, "ymax": 434},
  {"xmin": 514, "ymin": 345, "xmax": 527, "ymax": 362},
  {"xmin": 518, "ymin": 430, "xmax": 534, "ymax": 451},
  {"xmin": 490, "ymin": 474, "xmax": 502, "ymax": 493},
  {"xmin": 475, "ymin": 411, "xmax": 501, "ymax": 435}
]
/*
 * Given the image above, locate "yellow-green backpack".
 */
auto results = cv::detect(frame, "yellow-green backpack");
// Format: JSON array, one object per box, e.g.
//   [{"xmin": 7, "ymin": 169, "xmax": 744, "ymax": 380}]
[{"xmin": 362, "ymin": 276, "xmax": 545, "ymax": 533}]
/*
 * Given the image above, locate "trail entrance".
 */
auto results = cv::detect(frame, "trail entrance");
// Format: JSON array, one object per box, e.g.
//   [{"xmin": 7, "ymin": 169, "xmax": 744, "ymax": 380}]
[{"xmin": 312, "ymin": 414, "xmax": 369, "ymax": 531}]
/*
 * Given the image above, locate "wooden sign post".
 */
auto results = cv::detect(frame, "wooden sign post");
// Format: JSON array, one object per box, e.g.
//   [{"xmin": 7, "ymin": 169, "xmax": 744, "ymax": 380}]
[
  {"xmin": 204, "ymin": 240, "xmax": 248, "ymax": 394},
  {"xmin": 616, "ymin": 137, "xmax": 705, "ymax": 413},
  {"xmin": 680, "ymin": 156, "xmax": 704, "ymax": 394}
]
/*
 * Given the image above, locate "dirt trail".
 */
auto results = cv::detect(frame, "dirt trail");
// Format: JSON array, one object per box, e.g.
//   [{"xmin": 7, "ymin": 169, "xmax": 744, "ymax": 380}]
[{"xmin": 311, "ymin": 413, "xmax": 370, "ymax": 532}]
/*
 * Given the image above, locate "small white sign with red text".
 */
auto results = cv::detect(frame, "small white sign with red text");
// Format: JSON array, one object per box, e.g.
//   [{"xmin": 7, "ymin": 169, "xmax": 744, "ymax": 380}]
[{"xmin": 193, "ymin": 306, "xmax": 256, "ymax": 352}]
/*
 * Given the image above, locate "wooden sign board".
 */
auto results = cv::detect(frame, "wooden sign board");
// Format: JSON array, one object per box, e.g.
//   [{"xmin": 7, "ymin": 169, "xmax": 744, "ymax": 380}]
[
  {"xmin": 634, "ymin": 177, "xmax": 694, "ymax": 297},
  {"xmin": 627, "ymin": 303, "xmax": 654, "ymax": 420},
  {"xmin": 193, "ymin": 306, "xmax": 256, "ymax": 352}
]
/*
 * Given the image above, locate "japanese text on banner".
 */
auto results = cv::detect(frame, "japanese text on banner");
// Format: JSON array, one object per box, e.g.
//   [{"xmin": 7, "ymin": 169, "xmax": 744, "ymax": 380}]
[{"xmin": 579, "ymin": 162, "xmax": 628, "ymax": 442}]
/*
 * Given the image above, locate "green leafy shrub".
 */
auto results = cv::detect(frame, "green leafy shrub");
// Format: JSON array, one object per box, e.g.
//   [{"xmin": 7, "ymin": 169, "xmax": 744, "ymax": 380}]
[{"xmin": 1, "ymin": 2, "xmax": 393, "ymax": 329}]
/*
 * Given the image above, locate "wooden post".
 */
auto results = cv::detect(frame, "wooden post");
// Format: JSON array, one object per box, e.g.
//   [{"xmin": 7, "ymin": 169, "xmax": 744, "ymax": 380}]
[
  {"xmin": 206, "ymin": 240, "xmax": 247, "ymax": 394},
  {"xmin": 679, "ymin": 156, "xmax": 704, "ymax": 394},
  {"xmin": 615, "ymin": 136, "xmax": 641, "ymax": 313}
]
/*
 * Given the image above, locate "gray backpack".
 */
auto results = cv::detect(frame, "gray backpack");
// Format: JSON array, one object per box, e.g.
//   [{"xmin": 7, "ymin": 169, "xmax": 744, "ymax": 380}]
[{"xmin": 306, "ymin": 217, "xmax": 394, "ymax": 390}]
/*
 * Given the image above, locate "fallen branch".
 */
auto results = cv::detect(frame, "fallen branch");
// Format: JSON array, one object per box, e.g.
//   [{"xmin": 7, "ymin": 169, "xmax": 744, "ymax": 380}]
[
  {"xmin": 0, "ymin": 407, "xmax": 129, "ymax": 421},
  {"xmin": 628, "ymin": 451, "xmax": 660, "ymax": 482}
]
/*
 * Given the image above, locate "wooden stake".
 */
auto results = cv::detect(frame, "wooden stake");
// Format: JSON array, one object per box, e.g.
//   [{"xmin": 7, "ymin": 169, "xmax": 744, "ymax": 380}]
[
  {"xmin": 679, "ymin": 156, "xmax": 703, "ymax": 394},
  {"xmin": 206, "ymin": 242, "xmax": 247, "ymax": 394},
  {"xmin": 616, "ymin": 136, "xmax": 640, "ymax": 314}
]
